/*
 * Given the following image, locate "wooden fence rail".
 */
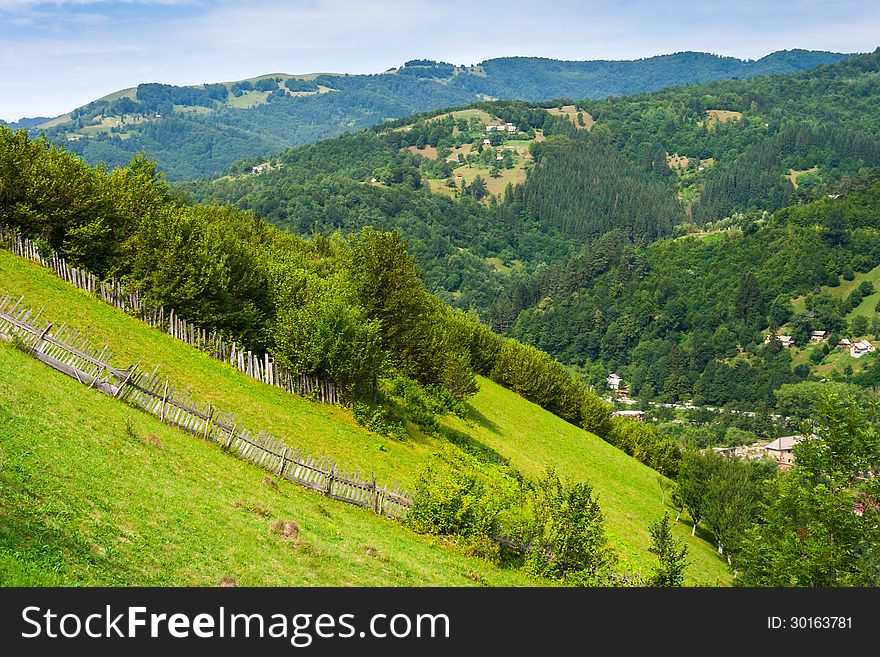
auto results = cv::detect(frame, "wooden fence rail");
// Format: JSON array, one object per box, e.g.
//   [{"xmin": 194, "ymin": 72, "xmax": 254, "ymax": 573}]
[
  {"xmin": 0, "ymin": 227, "xmax": 338, "ymax": 404},
  {"xmin": 0, "ymin": 296, "xmax": 412, "ymax": 519}
]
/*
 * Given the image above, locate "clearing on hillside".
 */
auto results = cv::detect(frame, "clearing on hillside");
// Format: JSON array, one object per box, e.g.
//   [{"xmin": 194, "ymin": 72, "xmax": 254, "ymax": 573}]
[
  {"xmin": 426, "ymin": 108, "xmax": 495, "ymax": 124},
  {"xmin": 547, "ymin": 105, "xmax": 594, "ymax": 129},
  {"xmin": 788, "ymin": 166, "xmax": 819, "ymax": 189},
  {"xmin": 667, "ymin": 153, "xmax": 690, "ymax": 169},
  {"xmin": 702, "ymin": 109, "xmax": 743, "ymax": 126},
  {"xmin": 404, "ymin": 145, "xmax": 439, "ymax": 160}
]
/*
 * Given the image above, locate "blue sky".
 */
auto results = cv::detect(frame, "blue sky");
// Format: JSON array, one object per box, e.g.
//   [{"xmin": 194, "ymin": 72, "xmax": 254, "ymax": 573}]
[{"xmin": 2, "ymin": 0, "xmax": 878, "ymax": 122}]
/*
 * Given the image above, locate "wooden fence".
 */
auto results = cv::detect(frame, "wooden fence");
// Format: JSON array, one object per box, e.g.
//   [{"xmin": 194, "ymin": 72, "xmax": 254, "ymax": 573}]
[
  {"xmin": 0, "ymin": 295, "xmax": 412, "ymax": 519},
  {"xmin": 0, "ymin": 227, "xmax": 338, "ymax": 404}
]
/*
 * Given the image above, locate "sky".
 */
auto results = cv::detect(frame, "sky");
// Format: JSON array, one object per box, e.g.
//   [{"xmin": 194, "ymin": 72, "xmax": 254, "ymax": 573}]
[{"xmin": 2, "ymin": 0, "xmax": 879, "ymax": 122}]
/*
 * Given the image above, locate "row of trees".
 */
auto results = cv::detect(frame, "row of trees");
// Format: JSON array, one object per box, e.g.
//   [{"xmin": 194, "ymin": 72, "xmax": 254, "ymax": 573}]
[{"xmin": 4, "ymin": 127, "xmax": 663, "ymax": 462}]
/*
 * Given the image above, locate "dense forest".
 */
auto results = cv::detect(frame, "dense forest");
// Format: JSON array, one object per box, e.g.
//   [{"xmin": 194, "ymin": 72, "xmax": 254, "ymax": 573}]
[
  {"xmin": 10, "ymin": 50, "xmax": 851, "ymax": 181},
  {"xmin": 448, "ymin": 50, "xmax": 852, "ymax": 100},
  {"xmin": 179, "ymin": 49, "xmax": 880, "ymax": 418},
  {"xmin": 504, "ymin": 181, "xmax": 880, "ymax": 408}
]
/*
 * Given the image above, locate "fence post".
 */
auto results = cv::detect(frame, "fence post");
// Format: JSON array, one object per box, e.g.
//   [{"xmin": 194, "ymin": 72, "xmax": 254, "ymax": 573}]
[
  {"xmin": 113, "ymin": 362, "xmax": 139, "ymax": 399},
  {"xmin": 372, "ymin": 475, "xmax": 382, "ymax": 515},
  {"xmin": 203, "ymin": 405, "xmax": 214, "ymax": 441},
  {"xmin": 325, "ymin": 466, "xmax": 336, "ymax": 497},
  {"xmin": 28, "ymin": 322, "xmax": 53, "ymax": 355},
  {"xmin": 277, "ymin": 446, "xmax": 288, "ymax": 476},
  {"xmin": 161, "ymin": 377, "xmax": 169, "ymax": 421}
]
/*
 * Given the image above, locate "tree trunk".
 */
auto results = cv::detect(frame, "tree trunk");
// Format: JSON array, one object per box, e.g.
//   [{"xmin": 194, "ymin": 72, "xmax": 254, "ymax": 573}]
[{"xmin": 691, "ymin": 522, "xmax": 697, "ymax": 537}]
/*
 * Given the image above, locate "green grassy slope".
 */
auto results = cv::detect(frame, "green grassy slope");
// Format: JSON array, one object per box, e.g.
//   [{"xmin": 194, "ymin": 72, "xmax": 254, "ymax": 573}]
[
  {"xmin": 444, "ymin": 380, "xmax": 731, "ymax": 585},
  {"xmin": 0, "ymin": 342, "xmax": 531, "ymax": 586},
  {"xmin": 0, "ymin": 250, "xmax": 729, "ymax": 584},
  {"xmin": 0, "ymin": 249, "xmax": 442, "ymax": 488}
]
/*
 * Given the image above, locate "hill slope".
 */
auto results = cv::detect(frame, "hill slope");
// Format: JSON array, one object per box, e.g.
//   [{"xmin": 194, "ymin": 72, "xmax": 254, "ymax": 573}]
[
  {"xmin": 12, "ymin": 50, "xmax": 853, "ymax": 181},
  {"xmin": 0, "ymin": 249, "xmax": 730, "ymax": 584},
  {"xmin": 0, "ymin": 341, "xmax": 532, "ymax": 586}
]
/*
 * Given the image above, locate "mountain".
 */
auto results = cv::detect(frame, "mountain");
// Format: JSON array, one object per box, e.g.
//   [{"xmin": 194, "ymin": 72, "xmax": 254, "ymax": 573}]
[
  {"xmin": 183, "ymin": 49, "xmax": 880, "ymax": 419},
  {"xmin": 9, "ymin": 49, "xmax": 854, "ymax": 181},
  {"xmin": 445, "ymin": 49, "xmax": 854, "ymax": 100},
  {"xmin": 0, "ymin": 125, "xmax": 731, "ymax": 585}
]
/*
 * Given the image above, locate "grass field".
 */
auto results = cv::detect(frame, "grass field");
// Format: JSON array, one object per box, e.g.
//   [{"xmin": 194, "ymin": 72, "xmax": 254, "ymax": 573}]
[
  {"xmin": 0, "ymin": 250, "xmax": 730, "ymax": 584},
  {"xmin": 428, "ymin": 167, "xmax": 527, "ymax": 199},
  {"xmin": 226, "ymin": 90, "xmax": 272, "ymax": 109},
  {"xmin": 702, "ymin": 109, "xmax": 742, "ymax": 126},
  {"xmin": 791, "ymin": 263, "xmax": 880, "ymax": 315},
  {"xmin": 426, "ymin": 109, "xmax": 494, "ymax": 124},
  {"xmin": 404, "ymin": 145, "xmax": 439, "ymax": 160},
  {"xmin": 442, "ymin": 380, "xmax": 731, "ymax": 585},
  {"xmin": 788, "ymin": 166, "xmax": 819, "ymax": 189},
  {"xmin": 0, "ymin": 343, "xmax": 533, "ymax": 587},
  {"xmin": 546, "ymin": 105, "xmax": 593, "ymax": 129}
]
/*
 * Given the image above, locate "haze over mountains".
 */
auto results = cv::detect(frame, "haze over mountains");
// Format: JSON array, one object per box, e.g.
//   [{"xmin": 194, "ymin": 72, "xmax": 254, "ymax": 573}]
[{"xmin": 8, "ymin": 49, "xmax": 854, "ymax": 181}]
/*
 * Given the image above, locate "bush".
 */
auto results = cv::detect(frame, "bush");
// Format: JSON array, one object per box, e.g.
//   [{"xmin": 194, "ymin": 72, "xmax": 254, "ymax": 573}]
[
  {"xmin": 523, "ymin": 469, "xmax": 615, "ymax": 581},
  {"xmin": 407, "ymin": 449, "xmax": 518, "ymax": 543},
  {"xmin": 352, "ymin": 402, "xmax": 405, "ymax": 440}
]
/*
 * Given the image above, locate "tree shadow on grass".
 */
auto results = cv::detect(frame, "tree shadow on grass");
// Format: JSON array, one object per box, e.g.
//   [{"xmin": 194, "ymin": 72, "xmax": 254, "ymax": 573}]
[
  {"xmin": 463, "ymin": 403, "xmax": 501, "ymax": 435},
  {"xmin": 439, "ymin": 425, "xmax": 509, "ymax": 466}
]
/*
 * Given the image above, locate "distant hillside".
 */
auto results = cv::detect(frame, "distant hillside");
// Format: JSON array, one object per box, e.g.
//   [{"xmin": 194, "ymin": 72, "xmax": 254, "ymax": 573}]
[
  {"xmin": 12, "ymin": 49, "xmax": 854, "ymax": 181},
  {"xmin": 447, "ymin": 49, "xmax": 854, "ymax": 100}
]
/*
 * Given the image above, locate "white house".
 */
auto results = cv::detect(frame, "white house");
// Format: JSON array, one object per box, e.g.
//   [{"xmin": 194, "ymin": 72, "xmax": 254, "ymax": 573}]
[
  {"xmin": 612, "ymin": 409, "xmax": 645, "ymax": 421},
  {"xmin": 482, "ymin": 138, "xmax": 492, "ymax": 145},
  {"xmin": 764, "ymin": 334, "xmax": 795, "ymax": 348},
  {"xmin": 838, "ymin": 338, "xmax": 852, "ymax": 348},
  {"xmin": 764, "ymin": 435, "xmax": 802, "ymax": 468},
  {"xmin": 810, "ymin": 330, "xmax": 828, "ymax": 343},
  {"xmin": 851, "ymin": 340, "xmax": 876, "ymax": 358},
  {"xmin": 607, "ymin": 373, "xmax": 622, "ymax": 390}
]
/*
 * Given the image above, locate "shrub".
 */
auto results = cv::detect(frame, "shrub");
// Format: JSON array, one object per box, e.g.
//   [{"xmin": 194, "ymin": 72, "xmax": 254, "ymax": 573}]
[
  {"xmin": 407, "ymin": 449, "xmax": 517, "ymax": 542},
  {"xmin": 523, "ymin": 469, "xmax": 615, "ymax": 581}
]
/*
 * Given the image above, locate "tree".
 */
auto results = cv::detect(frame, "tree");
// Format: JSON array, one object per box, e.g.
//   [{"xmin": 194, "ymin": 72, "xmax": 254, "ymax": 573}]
[
  {"xmin": 736, "ymin": 391, "xmax": 880, "ymax": 586},
  {"xmin": 468, "ymin": 175, "xmax": 489, "ymax": 200},
  {"xmin": 851, "ymin": 314, "xmax": 869, "ymax": 337},
  {"xmin": 648, "ymin": 514, "xmax": 688, "ymax": 587},
  {"xmin": 702, "ymin": 459, "xmax": 758, "ymax": 559},
  {"xmin": 734, "ymin": 273, "xmax": 763, "ymax": 320},
  {"xmin": 674, "ymin": 451, "xmax": 720, "ymax": 536},
  {"xmin": 347, "ymin": 227, "xmax": 443, "ymax": 386}
]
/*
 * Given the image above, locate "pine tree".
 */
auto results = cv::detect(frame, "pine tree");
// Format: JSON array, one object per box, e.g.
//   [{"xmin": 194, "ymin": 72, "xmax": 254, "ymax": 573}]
[{"xmin": 648, "ymin": 513, "xmax": 688, "ymax": 587}]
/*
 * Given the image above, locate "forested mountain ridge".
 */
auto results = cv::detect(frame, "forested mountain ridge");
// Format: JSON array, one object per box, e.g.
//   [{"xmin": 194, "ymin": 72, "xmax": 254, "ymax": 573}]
[
  {"xmin": 7, "ymin": 49, "xmax": 853, "ymax": 181},
  {"xmin": 446, "ymin": 49, "xmax": 853, "ymax": 100},
  {"xmin": 181, "ymin": 49, "xmax": 880, "ymax": 417},
  {"xmin": 184, "ymin": 50, "xmax": 880, "ymax": 319}
]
